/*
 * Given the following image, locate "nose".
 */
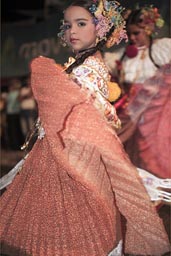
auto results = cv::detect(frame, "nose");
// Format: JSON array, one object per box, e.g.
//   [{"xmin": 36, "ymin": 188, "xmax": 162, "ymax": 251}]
[
  {"xmin": 70, "ymin": 24, "xmax": 77, "ymax": 34},
  {"xmin": 129, "ymin": 34, "xmax": 135, "ymax": 42},
  {"xmin": 129, "ymin": 34, "xmax": 136, "ymax": 44}
]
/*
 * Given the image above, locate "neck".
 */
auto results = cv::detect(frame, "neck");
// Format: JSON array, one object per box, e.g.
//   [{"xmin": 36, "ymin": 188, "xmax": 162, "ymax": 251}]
[
  {"xmin": 75, "ymin": 46, "xmax": 97, "ymax": 59},
  {"xmin": 144, "ymin": 36, "xmax": 151, "ymax": 48}
]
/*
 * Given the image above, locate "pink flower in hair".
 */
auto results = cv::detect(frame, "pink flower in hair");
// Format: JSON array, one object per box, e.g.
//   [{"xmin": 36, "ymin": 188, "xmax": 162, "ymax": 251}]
[{"xmin": 96, "ymin": 14, "xmax": 110, "ymax": 39}]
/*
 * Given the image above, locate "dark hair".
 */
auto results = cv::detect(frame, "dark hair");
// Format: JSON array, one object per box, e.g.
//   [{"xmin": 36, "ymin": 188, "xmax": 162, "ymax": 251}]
[
  {"xmin": 124, "ymin": 9, "xmax": 160, "ymax": 68},
  {"xmin": 67, "ymin": 0, "xmax": 95, "ymax": 11},
  {"xmin": 64, "ymin": 0, "xmax": 115, "ymax": 74},
  {"xmin": 126, "ymin": 9, "xmax": 144, "ymax": 28}
]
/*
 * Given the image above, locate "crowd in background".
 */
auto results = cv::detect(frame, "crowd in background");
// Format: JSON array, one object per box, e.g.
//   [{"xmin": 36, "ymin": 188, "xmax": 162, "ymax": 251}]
[{"xmin": 1, "ymin": 77, "xmax": 38, "ymax": 151}]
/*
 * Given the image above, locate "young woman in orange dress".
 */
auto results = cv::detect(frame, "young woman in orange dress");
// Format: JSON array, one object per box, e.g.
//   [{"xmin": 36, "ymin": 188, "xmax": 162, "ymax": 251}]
[{"xmin": 0, "ymin": 1, "xmax": 170, "ymax": 255}]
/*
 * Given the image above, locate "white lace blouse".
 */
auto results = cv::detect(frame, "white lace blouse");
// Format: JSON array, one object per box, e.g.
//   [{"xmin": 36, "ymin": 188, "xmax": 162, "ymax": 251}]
[
  {"xmin": 104, "ymin": 37, "xmax": 171, "ymax": 83},
  {"xmin": 70, "ymin": 55, "xmax": 121, "ymax": 129}
]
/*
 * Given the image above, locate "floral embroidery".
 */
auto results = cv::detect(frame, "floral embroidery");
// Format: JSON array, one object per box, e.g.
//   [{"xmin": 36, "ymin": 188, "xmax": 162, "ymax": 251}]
[{"xmin": 71, "ymin": 56, "xmax": 121, "ymax": 129}]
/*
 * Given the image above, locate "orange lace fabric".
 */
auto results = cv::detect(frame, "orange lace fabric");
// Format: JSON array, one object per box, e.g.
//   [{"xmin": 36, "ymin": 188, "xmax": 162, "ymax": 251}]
[{"xmin": 0, "ymin": 56, "xmax": 170, "ymax": 256}]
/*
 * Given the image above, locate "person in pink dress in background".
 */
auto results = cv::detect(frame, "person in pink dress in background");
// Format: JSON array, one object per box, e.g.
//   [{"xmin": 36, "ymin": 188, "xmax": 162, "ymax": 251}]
[
  {"xmin": 0, "ymin": 1, "xmax": 170, "ymax": 255},
  {"xmin": 104, "ymin": 6, "xmax": 171, "ymax": 179}
]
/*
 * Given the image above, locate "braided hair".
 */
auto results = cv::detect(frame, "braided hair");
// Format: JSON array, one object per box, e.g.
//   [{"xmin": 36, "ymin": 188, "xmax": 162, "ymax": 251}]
[{"xmin": 63, "ymin": 0, "xmax": 116, "ymax": 74}]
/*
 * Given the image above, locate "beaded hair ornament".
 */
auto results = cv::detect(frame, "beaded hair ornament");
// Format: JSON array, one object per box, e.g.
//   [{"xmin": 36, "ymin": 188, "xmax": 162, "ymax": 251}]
[
  {"xmin": 58, "ymin": 0, "xmax": 128, "ymax": 48},
  {"xmin": 125, "ymin": 5, "xmax": 165, "ymax": 36}
]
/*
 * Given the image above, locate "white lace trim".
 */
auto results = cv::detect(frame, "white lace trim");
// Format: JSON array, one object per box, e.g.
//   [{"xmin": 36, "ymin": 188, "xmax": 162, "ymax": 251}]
[
  {"xmin": 137, "ymin": 167, "xmax": 171, "ymax": 203},
  {"xmin": 36, "ymin": 117, "xmax": 45, "ymax": 139},
  {"xmin": 0, "ymin": 154, "xmax": 28, "ymax": 190},
  {"xmin": 37, "ymin": 124, "xmax": 45, "ymax": 139},
  {"xmin": 108, "ymin": 240, "xmax": 123, "ymax": 256}
]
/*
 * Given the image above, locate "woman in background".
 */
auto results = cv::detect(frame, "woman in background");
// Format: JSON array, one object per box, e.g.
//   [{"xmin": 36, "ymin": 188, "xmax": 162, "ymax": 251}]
[{"xmin": 104, "ymin": 6, "xmax": 171, "ymax": 179}]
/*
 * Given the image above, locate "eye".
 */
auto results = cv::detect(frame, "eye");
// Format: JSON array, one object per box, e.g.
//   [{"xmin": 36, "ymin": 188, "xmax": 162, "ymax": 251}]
[
  {"xmin": 128, "ymin": 31, "xmax": 140, "ymax": 36},
  {"xmin": 63, "ymin": 24, "xmax": 71, "ymax": 30},
  {"xmin": 78, "ymin": 22, "xmax": 86, "ymax": 27},
  {"xmin": 133, "ymin": 31, "xmax": 140, "ymax": 36}
]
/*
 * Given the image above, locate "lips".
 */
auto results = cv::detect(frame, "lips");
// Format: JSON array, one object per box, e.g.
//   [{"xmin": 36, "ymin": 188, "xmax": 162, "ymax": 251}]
[{"xmin": 70, "ymin": 38, "xmax": 78, "ymax": 43}]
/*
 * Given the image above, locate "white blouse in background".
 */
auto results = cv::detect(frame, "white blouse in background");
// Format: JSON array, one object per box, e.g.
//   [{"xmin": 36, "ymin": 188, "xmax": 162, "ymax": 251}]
[{"xmin": 104, "ymin": 38, "xmax": 171, "ymax": 83}]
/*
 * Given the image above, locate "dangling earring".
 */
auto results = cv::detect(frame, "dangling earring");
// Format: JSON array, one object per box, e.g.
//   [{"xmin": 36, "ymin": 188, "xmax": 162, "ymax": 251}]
[
  {"xmin": 61, "ymin": 37, "xmax": 68, "ymax": 47},
  {"xmin": 62, "ymin": 41, "xmax": 67, "ymax": 47},
  {"xmin": 57, "ymin": 31, "xmax": 68, "ymax": 47}
]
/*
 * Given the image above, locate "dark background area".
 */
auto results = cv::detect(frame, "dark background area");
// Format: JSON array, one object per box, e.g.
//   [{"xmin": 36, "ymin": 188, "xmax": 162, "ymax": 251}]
[
  {"xmin": 1, "ymin": 0, "xmax": 170, "ymax": 27},
  {"xmin": 1, "ymin": 0, "xmax": 63, "ymax": 23}
]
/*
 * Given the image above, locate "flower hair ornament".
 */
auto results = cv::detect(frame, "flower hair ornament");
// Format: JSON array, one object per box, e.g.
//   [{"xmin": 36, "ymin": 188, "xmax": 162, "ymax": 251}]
[
  {"xmin": 141, "ymin": 5, "xmax": 164, "ymax": 36},
  {"xmin": 124, "ymin": 5, "xmax": 165, "ymax": 36},
  {"xmin": 58, "ymin": 0, "xmax": 128, "ymax": 48},
  {"xmin": 90, "ymin": 0, "xmax": 128, "ymax": 47}
]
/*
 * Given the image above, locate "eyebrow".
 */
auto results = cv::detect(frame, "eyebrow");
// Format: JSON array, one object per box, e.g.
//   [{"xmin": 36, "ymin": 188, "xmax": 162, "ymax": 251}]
[{"xmin": 64, "ymin": 18, "xmax": 89, "ymax": 22}]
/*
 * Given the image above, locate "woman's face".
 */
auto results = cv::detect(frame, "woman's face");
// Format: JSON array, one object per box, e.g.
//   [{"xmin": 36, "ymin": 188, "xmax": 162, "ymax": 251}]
[
  {"xmin": 127, "ymin": 24, "xmax": 150, "ymax": 47},
  {"xmin": 63, "ymin": 6, "xmax": 97, "ymax": 53}
]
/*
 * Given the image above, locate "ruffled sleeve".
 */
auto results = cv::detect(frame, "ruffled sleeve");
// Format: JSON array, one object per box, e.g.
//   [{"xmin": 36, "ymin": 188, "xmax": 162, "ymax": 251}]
[{"xmin": 152, "ymin": 38, "xmax": 171, "ymax": 66}]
